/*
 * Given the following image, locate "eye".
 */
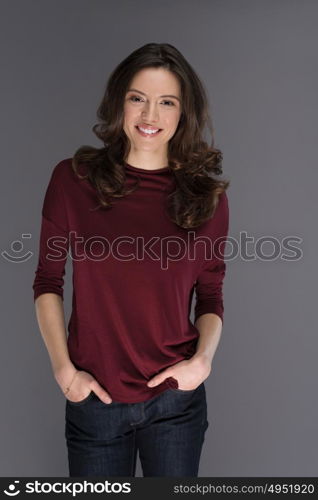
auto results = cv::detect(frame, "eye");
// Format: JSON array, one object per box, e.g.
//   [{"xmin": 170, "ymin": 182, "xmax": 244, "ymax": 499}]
[
  {"xmin": 128, "ymin": 95, "xmax": 143, "ymax": 103},
  {"xmin": 128, "ymin": 95, "xmax": 175, "ymax": 106}
]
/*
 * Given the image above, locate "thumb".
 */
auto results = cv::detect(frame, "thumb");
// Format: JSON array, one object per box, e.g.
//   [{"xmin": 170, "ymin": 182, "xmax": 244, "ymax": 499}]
[
  {"xmin": 147, "ymin": 371, "xmax": 171, "ymax": 388},
  {"xmin": 91, "ymin": 380, "xmax": 112, "ymax": 404}
]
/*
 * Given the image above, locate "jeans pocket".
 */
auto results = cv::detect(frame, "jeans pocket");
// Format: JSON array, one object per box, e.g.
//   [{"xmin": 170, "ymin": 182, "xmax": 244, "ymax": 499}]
[
  {"xmin": 66, "ymin": 390, "xmax": 94, "ymax": 406},
  {"xmin": 169, "ymin": 387, "xmax": 197, "ymax": 394},
  {"xmin": 169, "ymin": 381, "xmax": 204, "ymax": 394}
]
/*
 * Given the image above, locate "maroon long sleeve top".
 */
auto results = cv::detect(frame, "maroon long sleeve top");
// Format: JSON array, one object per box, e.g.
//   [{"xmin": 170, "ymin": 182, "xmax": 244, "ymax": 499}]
[{"xmin": 32, "ymin": 158, "xmax": 229, "ymax": 403}]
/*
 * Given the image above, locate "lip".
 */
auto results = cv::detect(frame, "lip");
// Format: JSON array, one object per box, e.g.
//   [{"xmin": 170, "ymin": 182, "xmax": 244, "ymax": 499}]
[
  {"xmin": 137, "ymin": 124, "xmax": 162, "ymax": 131},
  {"xmin": 135, "ymin": 125, "xmax": 162, "ymax": 138}
]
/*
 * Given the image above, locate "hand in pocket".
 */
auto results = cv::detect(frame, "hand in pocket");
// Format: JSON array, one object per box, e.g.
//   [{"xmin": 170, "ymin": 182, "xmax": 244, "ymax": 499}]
[{"xmin": 62, "ymin": 369, "xmax": 112, "ymax": 404}]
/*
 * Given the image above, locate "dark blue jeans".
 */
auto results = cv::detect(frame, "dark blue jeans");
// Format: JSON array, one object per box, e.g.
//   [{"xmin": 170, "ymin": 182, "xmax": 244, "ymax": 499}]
[{"xmin": 65, "ymin": 382, "xmax": 209, "ymax": 477}]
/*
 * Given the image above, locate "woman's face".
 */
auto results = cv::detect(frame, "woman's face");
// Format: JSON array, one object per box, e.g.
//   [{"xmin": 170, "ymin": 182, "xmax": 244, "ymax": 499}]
[{"xmin": 123, "ymin": 67, "xmax": 182, "ymax": 156}]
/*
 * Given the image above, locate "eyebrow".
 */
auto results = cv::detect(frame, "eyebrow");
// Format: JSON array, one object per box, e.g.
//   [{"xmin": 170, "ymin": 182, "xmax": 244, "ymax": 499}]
[{"xmin": 127, "ymin": 88, "xmax": 181, "ymax": 102}]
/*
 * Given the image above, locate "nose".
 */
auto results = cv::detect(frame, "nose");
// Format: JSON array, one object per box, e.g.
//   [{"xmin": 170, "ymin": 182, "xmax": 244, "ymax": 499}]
[{"xmin": 141, "ymin": 100, "xmax": 159, "ymax": 122}]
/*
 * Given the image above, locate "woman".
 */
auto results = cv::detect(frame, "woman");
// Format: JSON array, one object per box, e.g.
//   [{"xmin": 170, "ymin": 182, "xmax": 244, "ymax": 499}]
[{"xmin": 33, "ymin": 42, "xmax": 230, "ymax": 477}]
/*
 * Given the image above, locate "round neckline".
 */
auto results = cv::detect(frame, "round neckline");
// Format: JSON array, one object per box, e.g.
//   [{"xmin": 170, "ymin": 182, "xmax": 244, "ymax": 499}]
[{"xmin": 124, "ymin": 161, "xmax": 170, "ymax": 174}]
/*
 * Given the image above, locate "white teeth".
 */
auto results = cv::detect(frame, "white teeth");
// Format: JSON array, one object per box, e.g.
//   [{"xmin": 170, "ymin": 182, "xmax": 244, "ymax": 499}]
[{"xmin": 137, "ymin": 126, "xmax": 160, "ymax": 134}]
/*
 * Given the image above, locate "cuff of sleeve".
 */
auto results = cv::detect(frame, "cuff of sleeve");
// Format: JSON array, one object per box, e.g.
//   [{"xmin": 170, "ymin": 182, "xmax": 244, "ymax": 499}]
[
  {"xmin": 194, "ymin": 305, "xmax": 224, "ymax": 325},
  {"xmin": 33, "ymin": 288, "xmax": 64, "ymax": 302}
]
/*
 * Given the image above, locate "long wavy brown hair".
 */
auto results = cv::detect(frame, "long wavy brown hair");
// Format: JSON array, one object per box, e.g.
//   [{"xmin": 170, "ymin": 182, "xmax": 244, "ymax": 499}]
[{"xmin": 72, "ymin": 42, "xmax": 230, "ymax": 229}]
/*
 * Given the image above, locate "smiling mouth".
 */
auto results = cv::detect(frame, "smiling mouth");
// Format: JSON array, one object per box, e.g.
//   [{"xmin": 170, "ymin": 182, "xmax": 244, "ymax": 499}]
[{"xmin": 135, "ymin": 126, "xmax": 163, "ymax": 137}]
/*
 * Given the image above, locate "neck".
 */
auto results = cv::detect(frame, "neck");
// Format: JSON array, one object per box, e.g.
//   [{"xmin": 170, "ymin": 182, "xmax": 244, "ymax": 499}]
[{"xmin": 125, "ymin": 152, "xmax": 168, "ymax": 171}]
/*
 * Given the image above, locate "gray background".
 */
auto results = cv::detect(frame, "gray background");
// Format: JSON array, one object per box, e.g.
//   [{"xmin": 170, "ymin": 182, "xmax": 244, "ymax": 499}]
[{"xmin": 1, "ymin": 0, "xmax": 317, "ymax": 476}]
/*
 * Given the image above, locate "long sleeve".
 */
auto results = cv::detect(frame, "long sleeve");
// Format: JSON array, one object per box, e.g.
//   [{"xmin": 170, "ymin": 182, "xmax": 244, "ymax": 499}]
[
  {"xmin": 194, "ymin": 191, "xmax": 229, "ymax": 325},
  {"xmin": 32, "ymin": 163, "xmax": 70, "ymax": 301}
]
